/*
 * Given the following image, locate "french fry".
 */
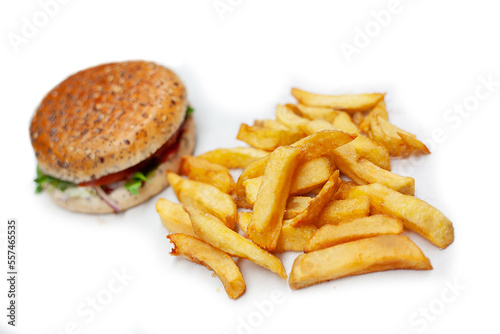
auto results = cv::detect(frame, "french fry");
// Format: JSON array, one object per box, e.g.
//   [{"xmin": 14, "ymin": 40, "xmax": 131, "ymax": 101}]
[
  {"xmin": 315, "ymin": 196, "xmax": 371, "ymax": 227},
  {"xmin": 304, "ymin": 214, "xmax": 404, "ymax": 252},
  {"xmin": 331, "ymin": 111, "xmax": 360, "ymax": 134},
  {"xmin": 346, "ymin": 183, "xmax": 454, "ymax": 249},
  {"xmin": 275, "ymin": 104, "xmax": 310, "ymax": 131},
  {"xmin": 197, "ymin": 147, "xmax": 268, "ymax": 169},
  {"xmin": 167, "ymin": 172, "xmax": 237, "ymax": 229},
  {"xmin": 359, "ymin": 100, "xmax": 388, "ymax": 133},
  {"xmin": 254, "ymin": 119, "xmax": 291, "ymax": 131},
  {"xmin": 290, "ymin": 103, "xmax": 340, "ymax": 122},
  {"xmin": 180, "ymin": 156, "xmax": 235, "ymax": 194},
  {"xmin": 167, "ymin": 233, "xmax": 246, "ymax": 299},
  {"xmin": 288, "ymin": 170, "xmax": 340, "ymax": 227},
  {"xmin": 247, "ymin": 146, "xmax": 302, "ymax": 250},
  {"xmin": 238, "ymin": 212, "xmax": 317, "ymax": 253},
  {"xmin": 290, "ymin": 156, "xmax": 335, "ymax": 195},
  {"xmin": 333, "ymin": 145, "xmax": 415, "ymax": 195},
  {"xmin": 185, "ymin": 205, "xmax": 287, "ymax": 279},
  {"xmin": 236, "ymin": 123, "xmax": 304, "ymax": 151},
  {"xmin": 295, "ymin": 110, "xmax": 390, "ymax": 170},
  {"xmin": 243, "ymin": 156, "xmax": 334, "ymax": 205},
  {"xmin": 291, "ymin": 88, "xmax": 385, "ymax": 112},
  {"xmin": 156, "ymin": 198, "xmax": 195, "ymax": 236},
  {"xmin": 289, "ymin": 235, "xmax": 432, "ymax": 290},
  {"xmin": 284, "ymin": 196, "xmax": 313, "ymax": 219},
  {"xmin": 235, "ymin": 130, "xmax": 355, "ymax": 198},
  {"xmin": 333, "ymin": 181, "xmax": 358, "ymax": 200},
  {"xmin": 368, "ymin": 116, "xmax": 430, "ymax": 157}
]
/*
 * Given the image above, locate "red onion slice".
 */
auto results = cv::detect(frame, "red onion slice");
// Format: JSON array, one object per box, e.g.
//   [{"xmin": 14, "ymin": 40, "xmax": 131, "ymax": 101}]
[{"xmin": 93, "ymin": 186, "xmax": 121, "ymax": 213}]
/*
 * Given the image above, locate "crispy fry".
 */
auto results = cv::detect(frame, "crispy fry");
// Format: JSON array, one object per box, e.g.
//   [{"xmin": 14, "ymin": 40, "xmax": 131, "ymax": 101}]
[
  {"xmin": 290, "ymin": 103, "xmax": 341, "ymax": 122},
  {"xmin": 288, "ymin": 170, "xmax": 340, "ymax": 227},
  {"xmin": 236, "ymin": 130, "xmax": 355, "ymax": 198},
  {"xmin": 332, "ymin": 111, "xmax": 360, "ymax": 134},
  {"xmin": 358, "ymin": 100, "xmax": 388, "ymax": 134},
  {"xmin": 289, "ymin": 235, "xmax": 432, "ymax": 290},
  {"xmin": 275, "ymin": 104, "xmax": 310, "ymax": 131},
  {"xmin": 292, "ymin": 88, "xmax": 385, "ymax": 112},
  {"xmin": 167, "ymin": 172, "xmax": 237, "ymax": 229},
  {"xmin": 346, "ymin": 183, "xmax": 454, "ymax": 249},
  {"xmin": 284, "ymin": 196, "xmax": 313, "ymax": 219},
  {"xmin": 180, "ymin": 156, "xmax": 235, "ymax": 194},
  {"xmin": 247, "ymin": 146, "xmax": 302, "ymax": 250},
  {"xmin": 297, "ymin": 112, "xmax": 391, "ymax": 170},
  {"xmin": 167, "ymin": 233, "xmax": 246, "ymax": 299},
  {"xmin": 156, "ymin": 198, "xmax": 195, "ymax": 236},
  {"xmin": 185, "ymin": 205, "xmax": 287, "ymax": 279},
  {"xmin": 243, "ymin": 157, "xmax": 334, "ymax": 205},
  {"xmin": 254, "ymin": 119, "xmax": 291, "ymax": 131},
  {"xmin": 304, "ymin": 214, "xmax": 404, "ymax": 252},
  {"xmin": 238, "ymin": 212, "xmax": 317, "ymax": 253},
  {"xmin": 237, "ymin": 123, "xmax": 304, "ymax": 151},
  {"xmin": 315, "ymin": 196, "xmax": 371, "ymax": 227},
  {"xmin": 333, "ymin": 181, "xmax": 358, "ymax": 200},
  {"xmin": 368, "ymin": 116, "xmax": 430, "ymax": 157},
  {"xmin": 333, "ymin": 145, "xmax": 415, "ymax": 195},
  {"xmin": 198, "ymin": 147, "xmax": 268, "ymax": 169}
]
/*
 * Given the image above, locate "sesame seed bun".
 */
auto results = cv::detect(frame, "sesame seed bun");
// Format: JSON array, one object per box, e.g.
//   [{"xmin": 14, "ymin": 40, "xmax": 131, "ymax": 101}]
[
  {"xmin": 45, "ymin": 116, "xmax": 196, "ymax": 214},
  {"xmin": 30, "ymin": 60, "xmax": 188, "ymax": 184}
]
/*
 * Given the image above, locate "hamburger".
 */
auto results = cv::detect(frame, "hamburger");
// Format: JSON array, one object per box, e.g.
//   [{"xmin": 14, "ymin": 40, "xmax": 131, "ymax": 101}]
[{"xmin": 30, "ymin": 61, "xmax": 196, "ymax": 213}]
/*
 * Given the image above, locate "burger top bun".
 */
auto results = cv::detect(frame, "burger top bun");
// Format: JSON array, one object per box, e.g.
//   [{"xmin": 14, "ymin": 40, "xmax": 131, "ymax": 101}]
[{"xmin": 30, "ymin": 61, "xmax": 187, "ymax": 184}]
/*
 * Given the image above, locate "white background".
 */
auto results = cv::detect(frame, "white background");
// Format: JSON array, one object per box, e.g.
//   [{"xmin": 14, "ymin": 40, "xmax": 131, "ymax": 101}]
[{"xmin": 1, "ymin": 0, "xmax": 499, "ymax": 333}]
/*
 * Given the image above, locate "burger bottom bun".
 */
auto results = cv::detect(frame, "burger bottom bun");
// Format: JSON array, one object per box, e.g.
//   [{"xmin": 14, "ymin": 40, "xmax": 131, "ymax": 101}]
[{"xmin": 47, "ymin": 116, "xmax": 196, "ymax": 214}]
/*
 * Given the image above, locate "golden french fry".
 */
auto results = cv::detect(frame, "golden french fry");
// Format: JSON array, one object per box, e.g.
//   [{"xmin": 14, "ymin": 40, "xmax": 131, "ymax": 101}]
[
  {"xmin": 167, "ymin": 172, "xmax": 237, "ymax": 229},
  {"xmin": 274, "ymin": 221, "xmax": 317, "ymax": 253},
  {"xmin": 315, "ymin": 196, "xmax": 371, "ymax": 227},
  {"xmin": 290, "ymin": 103, "xmax": 341, "ymax": 122},
  {"xmin": 359, "ymin": 100, "xmax": 388, "ymax": 134},
  {"xmin": 289, "ymin": 170, "xmax": 340, "ymax": 227},
  {"xmin": 238, "ymin": 212, "xmax": 317, "ymax": 253},
  {"xmin": 198, "ymin": 147, "xmax": 269, "ymax": 169},
  {"xmin": 351, "ymin": 111, "xmax": 364, "ymax": 126},
  {"xmin": 289, "ymin": 235, "xmax": 432, "ymax": 290},
  {"xmin": 284, "ymin": 196, "xmax": 313, "ymax": 219},
  {"xmin": 290, "ymin": 156, "xmax": 335, "ymax": 195},
  {"xmin": 247, "ymin": 146, "xmax": 302, "ymax": 250},
  {"xmin": 275, "ymin": 104, "xmax": 310, "ymax": 131},
  {"xmin": 235, "ymin": 130, "xmax": 356, "ymax": 198},
  {"xmin": 254, "ymin": 119, "xmax": 291, "ymax": 131},
  {"xmin": 243, "ymin": 156, "xmax": 335, "ymax": 205},
  {"xmin": 333, "ymin": 145, "xmax": 415, "ymax": 195},
  {"xmin": 180, "ymin": 156, "xmax": 235, "ymax": 194},
  {"xmin": 332, "ymin": 111, "xmax": 360, "ymax": 134},
  {"xmin": 368, "ymin": 116, "xmax": 429, "ymax": 157},
  {"xmin": 167, "ymin": 233, "xmax": 246, "ymax": 299},
  {"xmin": 297, "ymin": 112, "xmax": 391, "ymax": 170},
  {"xmin": 304, "ymin": 214, "xmax": 404, "ymax": 252},
  {"xmin": 236, "ymin": 123, "xmax": 304, "ymax": 151},
  {"xmin": 398, "ymin": 131, "xmax": 431, "ymax": 155},
  {"xmin": 185, "ymin": 205, "xmax": 287, "ymax": 279},
  {"xmin": 333, "ymin": 181, "xmax": 358, "ymax": 200},
  {"xmin": 291, "ymin": 88, "xmax": 385, "ymax": 112},
  {"xmin": 346, "ymin": 183, "xmax": 454, "ymax": 249},
  {"xmin": 156, "ymin": 198, "xmax": 195, "ymax": 236}
]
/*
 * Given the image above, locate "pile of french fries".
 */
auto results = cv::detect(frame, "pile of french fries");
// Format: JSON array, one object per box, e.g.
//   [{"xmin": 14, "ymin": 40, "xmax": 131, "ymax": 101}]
[{"xmin": 157, "ymin": 88, "xmax": 454, "ymax": 299}]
